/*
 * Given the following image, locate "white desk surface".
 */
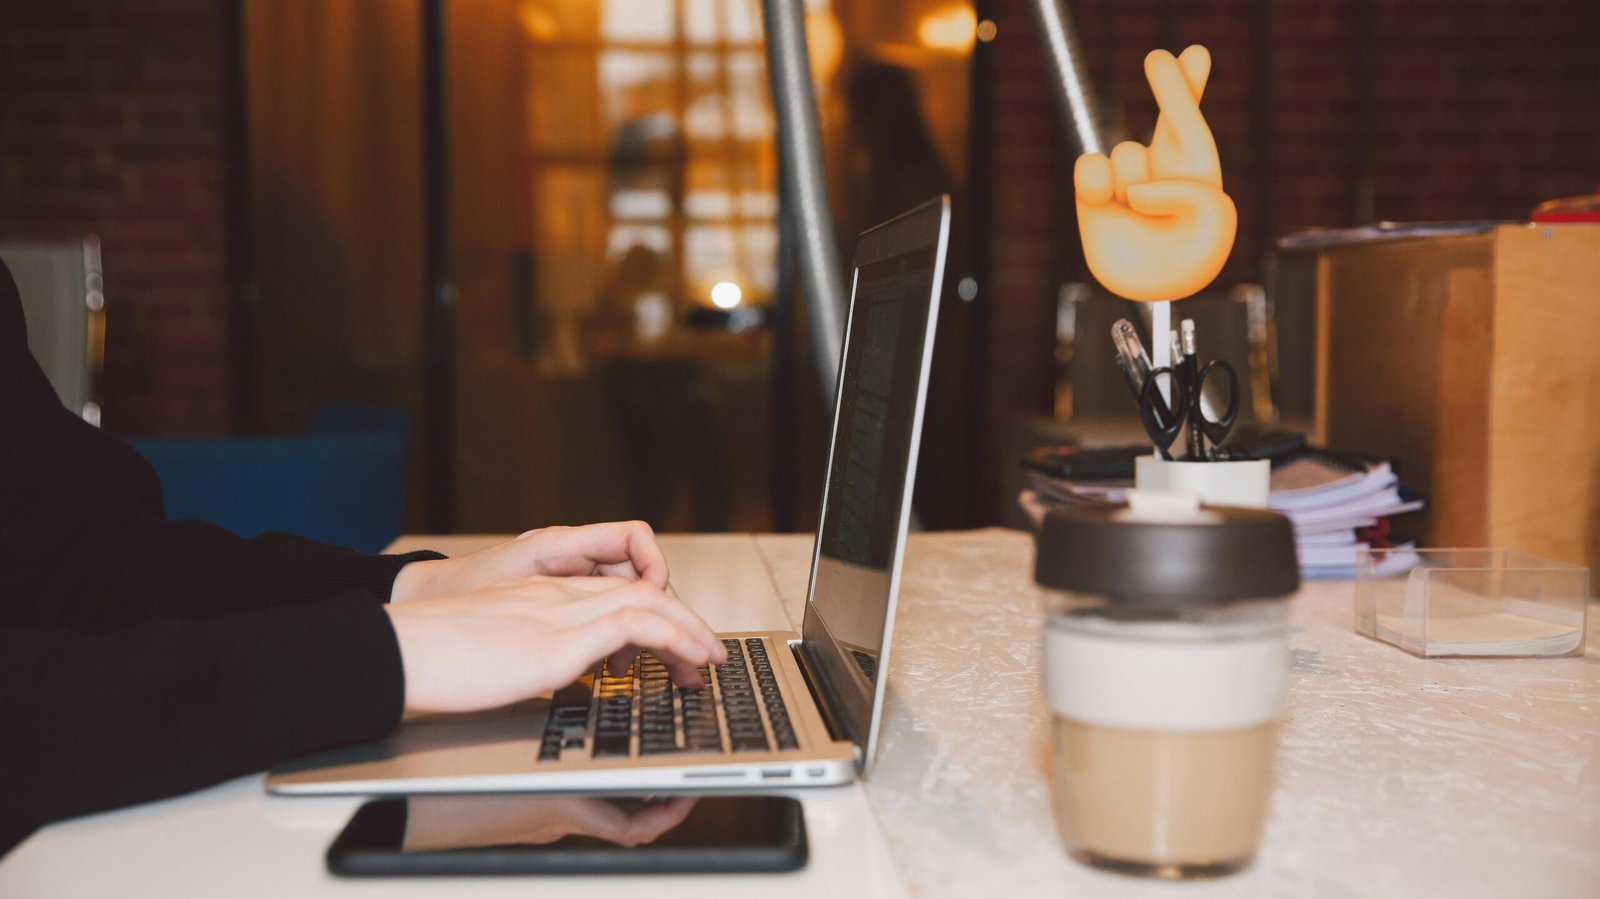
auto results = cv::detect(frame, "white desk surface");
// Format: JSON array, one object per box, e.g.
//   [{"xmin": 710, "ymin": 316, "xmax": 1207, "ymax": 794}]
[{"xmin": 4, "ymin": 530, "xmax": 1597, "ymax": 898}]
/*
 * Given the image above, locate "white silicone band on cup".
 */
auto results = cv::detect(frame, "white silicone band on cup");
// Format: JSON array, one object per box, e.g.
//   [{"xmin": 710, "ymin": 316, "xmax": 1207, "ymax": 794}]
[{"xmin": 1044, "ymin": 625, "xmax": 1287, "ymax": 732}]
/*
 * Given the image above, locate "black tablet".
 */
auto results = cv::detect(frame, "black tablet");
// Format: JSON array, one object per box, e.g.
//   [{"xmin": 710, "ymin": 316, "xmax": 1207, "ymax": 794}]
[{"xmin": 326, "ymin": 794, "xmax": 807, "ymax": 876}]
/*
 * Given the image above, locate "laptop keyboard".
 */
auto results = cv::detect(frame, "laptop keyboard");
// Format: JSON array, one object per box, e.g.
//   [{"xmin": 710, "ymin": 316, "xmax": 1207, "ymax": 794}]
[{"xmin": 537, "ymin": 637, "xmax": 798, "ymax": 762}]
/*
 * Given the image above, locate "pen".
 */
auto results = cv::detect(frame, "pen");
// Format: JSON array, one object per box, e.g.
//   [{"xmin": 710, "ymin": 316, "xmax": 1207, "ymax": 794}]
[
  {"xmin": 1110, "ymin": 320, "xmax": 1153, "ymax": 402},
  {"xmin": 1181, "ymin": 319, "xmax": 1202, "ymax": 460}
]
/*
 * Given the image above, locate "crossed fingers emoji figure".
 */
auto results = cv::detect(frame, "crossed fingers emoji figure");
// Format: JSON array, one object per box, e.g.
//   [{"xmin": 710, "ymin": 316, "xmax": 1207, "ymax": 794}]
[{"xmin": 1075, "ymin": 46, "xmax": 1237, "ymax": 302}]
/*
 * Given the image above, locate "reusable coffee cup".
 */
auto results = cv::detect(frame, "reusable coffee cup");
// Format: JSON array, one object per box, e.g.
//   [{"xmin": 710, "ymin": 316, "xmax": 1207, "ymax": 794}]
[{"xmin": 1035, "ymin": 493, "xmax": 1299, "ymax": 879}]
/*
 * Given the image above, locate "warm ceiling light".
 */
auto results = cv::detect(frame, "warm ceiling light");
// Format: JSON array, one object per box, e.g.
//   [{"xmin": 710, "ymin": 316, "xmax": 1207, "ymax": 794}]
[
  {"xmin": 710, "ymin": 281, "xmax": 743, "ymax": 309},
  {"xmin": 918, "ymin": 5, "xmax": 977, "ymax": 54}
]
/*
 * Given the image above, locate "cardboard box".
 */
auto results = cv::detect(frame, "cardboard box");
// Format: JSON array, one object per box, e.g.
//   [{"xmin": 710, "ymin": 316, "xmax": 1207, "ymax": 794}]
[{"xmin": 1301, "ymin": 224, "xmax": 1600, "ymax": 573}]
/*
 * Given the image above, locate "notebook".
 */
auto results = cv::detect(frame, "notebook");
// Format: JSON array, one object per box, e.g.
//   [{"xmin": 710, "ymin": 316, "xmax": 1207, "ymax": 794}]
[{"xmin": 267, "ymin": 196, "xmax": 951, "ymax": 795}]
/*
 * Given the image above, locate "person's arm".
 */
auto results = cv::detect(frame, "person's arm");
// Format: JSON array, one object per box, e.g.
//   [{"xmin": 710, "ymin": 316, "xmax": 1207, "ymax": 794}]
[
  {"xmin": 0, "ymin": 572, "xmax": 731, "ymax": 856},
  {"xmin": 30, "ymin": 513, "xmax": 446, "ymax": 627},
  {"xmin": 0, "ymin": 598, "xmax": 403, "ymax": 855},
  {"xmin": 0, "ymin": 261, "xmax": 439, "ymax": 629},
  {"xmin": 1, "ymin": 263, "xmax": 734, "ymax": 857},
  {"xmin": 4, "ymin": 407, "xmax": 442, "ymax": 627}
]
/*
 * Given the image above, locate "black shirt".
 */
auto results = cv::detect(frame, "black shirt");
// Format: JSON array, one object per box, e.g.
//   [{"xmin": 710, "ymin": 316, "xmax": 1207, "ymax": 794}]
[{"xmin": 0, "ymin": 259, "xmax": 438, "ymax": 855}]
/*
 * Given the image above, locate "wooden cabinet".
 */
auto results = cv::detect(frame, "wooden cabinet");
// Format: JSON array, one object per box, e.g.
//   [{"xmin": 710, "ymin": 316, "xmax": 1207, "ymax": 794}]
[{"xmin": 1307, "ymin": 224, "xmax": 1600, "ymax": 572}]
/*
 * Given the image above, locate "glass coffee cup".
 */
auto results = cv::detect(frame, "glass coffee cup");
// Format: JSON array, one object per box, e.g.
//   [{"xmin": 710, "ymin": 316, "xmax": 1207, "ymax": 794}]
[{"xmin": 1035, "ymin": 494, "xmax": 1299, "ymax": 879}]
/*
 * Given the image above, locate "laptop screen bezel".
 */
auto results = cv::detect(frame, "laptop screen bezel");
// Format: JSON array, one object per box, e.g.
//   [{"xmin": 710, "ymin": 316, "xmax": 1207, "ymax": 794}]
[{"xmin": 798, "ymin": 195, "xmax": 951, "ymax": 772}]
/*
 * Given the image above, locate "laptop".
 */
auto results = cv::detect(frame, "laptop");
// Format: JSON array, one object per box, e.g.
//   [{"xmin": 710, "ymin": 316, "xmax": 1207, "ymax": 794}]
[{"xmin": 268, "ymin": 195, "xmax": 951, "ymax": 795}]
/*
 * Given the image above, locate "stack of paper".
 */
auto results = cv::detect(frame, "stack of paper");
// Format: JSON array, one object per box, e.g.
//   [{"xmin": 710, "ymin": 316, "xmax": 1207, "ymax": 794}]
[
  {"xmin": 1268, "ymin": 456, "xmax": 1422, "ymax": 579},
  {"xmin": 1024, "ymin": 451, "xmax": 1424, "ymax": 580}
]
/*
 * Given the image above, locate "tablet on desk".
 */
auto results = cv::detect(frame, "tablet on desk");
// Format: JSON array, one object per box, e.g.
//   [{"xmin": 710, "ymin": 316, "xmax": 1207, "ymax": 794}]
[{"xmin": 327, "ymin": 794, "xmax": 807, "ymax": 876}]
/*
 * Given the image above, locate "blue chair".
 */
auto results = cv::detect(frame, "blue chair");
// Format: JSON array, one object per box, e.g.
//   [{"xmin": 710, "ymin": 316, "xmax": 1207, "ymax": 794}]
[{"xmin": 127, "ymin": 403, "xmax": 409, "ymax": 553}]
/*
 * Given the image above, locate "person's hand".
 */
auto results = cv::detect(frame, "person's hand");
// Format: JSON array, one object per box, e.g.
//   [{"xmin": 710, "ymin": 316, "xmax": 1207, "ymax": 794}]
[
  {"xmin": 383, "ymin": 575, "xmax": 726, "ymax": 714},
  {"xmin": 1074, "ymin": 45, "xmax": 1237, "ymax": 302},
  {"xmin": 390, "ymin": 521, "xmax": 672, "ymax": 604}
]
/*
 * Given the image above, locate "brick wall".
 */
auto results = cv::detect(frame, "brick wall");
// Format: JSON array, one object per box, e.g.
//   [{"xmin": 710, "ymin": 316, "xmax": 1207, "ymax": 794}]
[
  {"xmin": 973, "ymin": 0, "xmax": 1074, "ymax": 513},
  {"xmin": 0, "ymin": 0, "xmax": 231, "ymax": 436},
  {"xmin": 1065, "ymin": 0, "xmax": 1600, "ymax": 272},
  {"xmin": 3, "ymin": 0, "xmax": 1596, "ymax": 469}
]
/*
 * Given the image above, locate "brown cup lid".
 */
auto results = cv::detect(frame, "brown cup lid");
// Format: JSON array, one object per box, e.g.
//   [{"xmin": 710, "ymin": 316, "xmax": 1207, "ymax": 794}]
[{"xmin": 1034, "ymin": 501, "xmax": 1299, "ymax": 604}]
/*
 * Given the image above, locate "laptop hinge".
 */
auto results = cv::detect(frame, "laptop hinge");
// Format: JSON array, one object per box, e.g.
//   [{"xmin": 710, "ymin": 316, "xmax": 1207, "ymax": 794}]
[{"xmin": 789, "ymin": 641, "xmax": 850, "ymax": 749}]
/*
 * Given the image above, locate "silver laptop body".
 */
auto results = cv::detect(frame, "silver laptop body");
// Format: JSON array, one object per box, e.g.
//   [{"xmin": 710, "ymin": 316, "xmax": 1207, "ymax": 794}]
[{"xmin": 268, "ymin": 196, "xmax": 951, "ymax": 795}]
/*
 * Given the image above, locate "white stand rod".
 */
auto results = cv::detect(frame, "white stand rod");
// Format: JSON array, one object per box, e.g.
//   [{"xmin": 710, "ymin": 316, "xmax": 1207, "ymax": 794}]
[{"xmin": 1151, "ymin": 300, "xmax": 1171, "ymax": 404}]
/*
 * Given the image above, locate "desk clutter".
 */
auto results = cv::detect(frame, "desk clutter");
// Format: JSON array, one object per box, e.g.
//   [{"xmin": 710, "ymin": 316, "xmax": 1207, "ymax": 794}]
[
  {"xmin": 1024, "ymin": 435, "xmax": 1425, "ymax": 580},
  {"xmin": 1111, "ymin": 317, "xmax": 1240, "ymax": 463}
]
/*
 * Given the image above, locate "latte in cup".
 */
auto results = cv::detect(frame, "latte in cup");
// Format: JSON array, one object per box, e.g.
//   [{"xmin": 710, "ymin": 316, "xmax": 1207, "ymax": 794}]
[{"xmin": 1045, "ymin": 613, "xmax": 1286, "ymax": 876}]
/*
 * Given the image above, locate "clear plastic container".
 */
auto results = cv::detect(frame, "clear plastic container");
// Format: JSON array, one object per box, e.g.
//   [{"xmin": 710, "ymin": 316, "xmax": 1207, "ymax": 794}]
[{"xmin": 1354, "ymin": 548, "xmax": 1588, "ymax": 658}]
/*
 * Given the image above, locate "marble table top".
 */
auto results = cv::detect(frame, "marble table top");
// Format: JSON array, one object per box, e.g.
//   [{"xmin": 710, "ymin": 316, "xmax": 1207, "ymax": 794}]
[
  {"xmin": 14, "ymin": 530, "xmax": 1587, "ymax": 898},
  {"xmin": 755, "ymin": 529, "xmax": 1600, "ymax": 899}
]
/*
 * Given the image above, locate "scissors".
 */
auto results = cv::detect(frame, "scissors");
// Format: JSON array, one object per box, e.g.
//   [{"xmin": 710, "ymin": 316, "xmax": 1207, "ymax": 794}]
[{"xmin": 1135, "ymin": 319, "xmax": 1239, "ymax": 461}]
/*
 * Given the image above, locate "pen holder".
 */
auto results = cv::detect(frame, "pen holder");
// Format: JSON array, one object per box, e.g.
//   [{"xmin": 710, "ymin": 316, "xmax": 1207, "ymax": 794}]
[{"xmin": 1134, "ymin": 456, "xmax": 1270, "ymax": 508}]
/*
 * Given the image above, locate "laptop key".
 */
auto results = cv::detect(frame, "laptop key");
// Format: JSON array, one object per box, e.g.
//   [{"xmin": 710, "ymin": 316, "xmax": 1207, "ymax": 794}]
[{"xmin": 539, "ymin": 674, "xmax": 600, "ymax": 761}]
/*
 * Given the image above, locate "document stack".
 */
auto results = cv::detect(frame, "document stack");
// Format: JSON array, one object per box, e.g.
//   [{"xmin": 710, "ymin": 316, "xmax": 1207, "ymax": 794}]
[
  {"xmin": 1024, "ymin": 450, "xmax": 1424, "ymax": 580},
  {"xmin": 1266, "ymin": 454, "xmax": 1423, "ymax": 579}
]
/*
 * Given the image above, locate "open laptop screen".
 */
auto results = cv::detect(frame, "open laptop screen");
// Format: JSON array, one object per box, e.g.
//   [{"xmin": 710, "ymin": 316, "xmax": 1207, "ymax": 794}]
[{"xmin": 801, "ymin": 196, "xmax": 949, "ymax": 766}]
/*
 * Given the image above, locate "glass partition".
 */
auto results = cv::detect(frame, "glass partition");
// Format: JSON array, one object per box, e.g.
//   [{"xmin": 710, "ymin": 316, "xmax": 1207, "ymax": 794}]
[
  {"xmin": 247, "ymin": 0, "xmax": 976, "ymax": 534},
  {"xmin": 448, "ymin": 0, "xmax": 783, "ymax": 532}
]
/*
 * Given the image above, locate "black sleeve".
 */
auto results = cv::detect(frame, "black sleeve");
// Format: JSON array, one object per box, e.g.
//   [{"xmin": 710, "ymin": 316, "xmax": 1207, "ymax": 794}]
[
  {"xmin": 0, "ymin": 260, "xmax": 443, "ymax": 630},
  {"xmin": 0, "ymin": 597, "xmax": 405, "ymax": 854},
  {"xmin": 0, "ymin": 259, "xmax": 426, "ymax": 854}
]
